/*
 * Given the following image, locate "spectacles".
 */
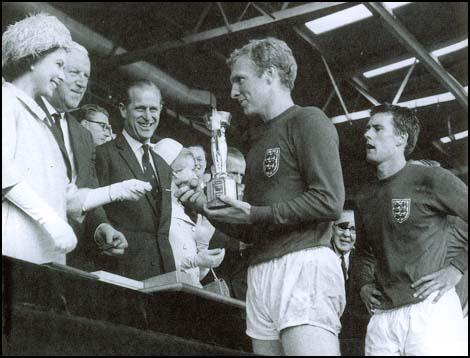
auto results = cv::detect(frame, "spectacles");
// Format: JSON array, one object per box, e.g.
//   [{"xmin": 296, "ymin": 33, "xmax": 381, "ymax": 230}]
[
  {"xmin": 335, "ymin": 222, "xmax": 356, "ymax": 232},
  {"xmin": 86, "ymin": 119, "xmax": 112, "ymax": 131}
]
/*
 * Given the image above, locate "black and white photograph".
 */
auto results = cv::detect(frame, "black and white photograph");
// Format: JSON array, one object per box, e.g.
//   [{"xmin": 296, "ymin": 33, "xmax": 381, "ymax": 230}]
[{"xmin": 2, "ymin": 2, "xmax": 468, "ymax": 356}]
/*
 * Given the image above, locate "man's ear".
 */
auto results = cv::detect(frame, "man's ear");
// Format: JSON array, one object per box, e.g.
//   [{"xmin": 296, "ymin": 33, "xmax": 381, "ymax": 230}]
[
  {"xmin": 119, "ymin": 102, "xmax": 127, "ymax": 119},
  {"xmin": 397, "ymin": 132, "xmax": 408, "ymax": 148},
  {"xmin": 263, "ymin": 66, "xmax": 276, "ymax": 85}
]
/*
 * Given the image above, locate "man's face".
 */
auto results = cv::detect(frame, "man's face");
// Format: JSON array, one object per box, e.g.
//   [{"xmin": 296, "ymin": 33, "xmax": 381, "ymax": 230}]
[
  {"xmin": 230, "ymin": 56, "xmax": 270, "ymax": 117},
  {"xmin": 188, "ymin": 146, "xmax": 207, "ymax": 180},
  {"xmin": 332, "ymin": 211, "xmax": 356, "ymax": 254},
  {"xmin": 31, "ymin": 48, "xmax": 66, "ymax": 99},
  {"xmin": 364, "ymin": 112, "xmax": 404, "ymax": 165},
  {"xmin": 121, "ymin": 85, "xmax": 162, "ymax": 143},
  {"xmin": 50, "ymin": 49, "xmax": 90, "ymax": 111},
  {"xmin": 82, "ymin": 112, "xmax": 112, "ymax": 146},
  {"xmin": 227, "ymin": 156, "xmax": 246, "ymax": 185}
]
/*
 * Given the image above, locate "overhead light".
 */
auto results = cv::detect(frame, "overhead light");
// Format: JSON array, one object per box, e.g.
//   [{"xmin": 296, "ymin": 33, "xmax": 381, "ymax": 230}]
[
  {"xmin": 331, "ymin": 86, "xmax": 468, "ymax": 124},
  {"xmin": 305, "ymin": 5, "xmax": 373, "ymax": 34},
  {"xmin": 364, "ymin": 58, "xmax": 418, "ymax": 78},
  {"xmin": 305, "ymin": 3, "xmax": 411, "ymax": 35},
  {"xmin": 364, "ymin": 38, "xmax": 468, "ymax": 78},
  {"xmin": 440, "ymin": 130, "xmax": 468, "ymax": 143},
  {"xmin": 431, "ymin": 39, "xmax": 468, "ymax": 57}
]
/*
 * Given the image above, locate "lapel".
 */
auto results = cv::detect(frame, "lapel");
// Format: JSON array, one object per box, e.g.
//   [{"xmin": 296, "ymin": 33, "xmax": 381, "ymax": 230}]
[
  {"xmin": 67, "ymin": 112, "xmax": 86, "ymax": 176},
  {"xmin": 115, "ymin": 134, "xmax": 159, "ymax": 217}
]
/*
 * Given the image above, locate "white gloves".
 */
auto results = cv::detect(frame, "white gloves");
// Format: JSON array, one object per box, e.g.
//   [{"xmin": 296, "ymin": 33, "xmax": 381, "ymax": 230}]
[
  {"xmin": 193, "ymin": 248, "xmax": 225, "ymax": 268},
  {"xmin": 5, "ymin": 182, "xmax": 77, "ymax": 253},
  {"xmin": 108, "ymin": 179, "xmax": 152, "ymax": 202},
  {"xmin": 194, "ymin": 214, "xmax": 216, "ymax": 251}
]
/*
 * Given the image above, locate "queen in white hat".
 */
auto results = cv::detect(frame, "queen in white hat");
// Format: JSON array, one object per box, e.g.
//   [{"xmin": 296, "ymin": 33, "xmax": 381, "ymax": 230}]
[{"xmin": 2, "ymin": 13, "xmax": 78, "ymax": 265}]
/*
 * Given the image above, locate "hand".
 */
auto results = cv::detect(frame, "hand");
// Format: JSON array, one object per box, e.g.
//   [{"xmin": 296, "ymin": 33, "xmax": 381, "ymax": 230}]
[
  {"xmin": 204, "ymin": 195, "xmax": 252, "ymax": 224},
  {"xmin": 174, "ymin": 184, "xmax": 207, "ymax": 212},
  {"xmin": 109, "ymin": 179, "xmax": 152, "ymax": 202},
  {"xmin": 194, "ymin": 214, "xmax": 215, "ymax": 250},
  {"xmin": 194, "ymin": 248, "xmax": 225, "ymax": 268},
  {"xmin": 42, "ymin": 216, "xmax": 78, "ymax": 254},
  {"xmin": 360, "ymin": 283, "xmax": 383, "ymax": 315},
  {"xmin": 94, "ymin": 223, "xmax": 128, "ymax": 256},
  {"xmin": 411, "ymin": 265, "xmax": 463, "ymax": 303}
]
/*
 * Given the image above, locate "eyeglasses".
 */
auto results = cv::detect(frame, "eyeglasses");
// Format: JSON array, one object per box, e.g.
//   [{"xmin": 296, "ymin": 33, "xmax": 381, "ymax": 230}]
[
  {"xmin": 86, "ymin": 119, "xmax": 112, "ymax": 131},
  {"xmin": 335, "ymin": 222, "xmax": 356, "ymax": 232}
]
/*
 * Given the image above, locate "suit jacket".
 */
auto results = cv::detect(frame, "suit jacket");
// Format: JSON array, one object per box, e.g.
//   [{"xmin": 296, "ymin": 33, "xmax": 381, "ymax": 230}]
[
  {"xmin": 95, "ymin": 134, "xmax": 175, "ymax": 280},
  {"xmin": 39, "ymin": 98, "xmax": 109, "ymax": 270}
]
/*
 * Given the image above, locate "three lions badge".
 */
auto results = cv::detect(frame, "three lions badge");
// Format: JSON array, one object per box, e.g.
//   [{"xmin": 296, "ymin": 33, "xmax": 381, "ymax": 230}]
[
  {"xmin": 392, "ymin": 199, "xmax": 411, "ymax": 223},
  {"xmin": 263, "ymin": 148, "xmax": 280, "ymax": 177}
]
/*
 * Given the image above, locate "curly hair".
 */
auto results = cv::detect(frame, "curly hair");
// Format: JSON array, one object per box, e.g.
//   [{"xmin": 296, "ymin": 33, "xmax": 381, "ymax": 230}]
[{"xmin": 227, "ymin": 37, "xmax": 297, "ymax": 91}]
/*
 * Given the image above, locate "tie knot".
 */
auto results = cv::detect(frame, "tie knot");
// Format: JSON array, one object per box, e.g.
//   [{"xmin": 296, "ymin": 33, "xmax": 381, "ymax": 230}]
[{"xmin": 142, "ymin": 144, "xmax": 150, "ymax": 155}]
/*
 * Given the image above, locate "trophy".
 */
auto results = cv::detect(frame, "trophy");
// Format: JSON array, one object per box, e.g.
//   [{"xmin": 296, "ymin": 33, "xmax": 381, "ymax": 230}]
[{"xmin": 205, "ymin": 109, "xmax": 238, "ymax": 209}]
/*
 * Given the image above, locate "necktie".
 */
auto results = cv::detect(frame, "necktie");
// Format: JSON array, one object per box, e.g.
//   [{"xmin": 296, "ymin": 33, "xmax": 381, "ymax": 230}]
[
  {"xmin": 52, "ymin": 113, "xmax": 72, "ymax": 181},
  {"xmin": 340, "ymin": 255, "xmax": 348, "ymax": 282},
  {"xmin": 142, "ymin": 144, "xmax": 159, "ymax": 197}
]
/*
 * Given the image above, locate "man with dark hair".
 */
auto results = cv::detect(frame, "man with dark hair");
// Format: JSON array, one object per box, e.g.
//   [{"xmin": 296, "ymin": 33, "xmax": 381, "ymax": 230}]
[
  {"xmin": 176, "ymin": 37, "xmax": 345, "ymax": 356},
  {"xmin": 79, "ymin": 104, "xmax": 113, "ymax": 146},
  {"xmin": 353, "ymin": 104, "xmax": 467, "ymax": 355},
  {"xmin": 95, "ymin": 79, "xmax": 175, "ymax": 280}
]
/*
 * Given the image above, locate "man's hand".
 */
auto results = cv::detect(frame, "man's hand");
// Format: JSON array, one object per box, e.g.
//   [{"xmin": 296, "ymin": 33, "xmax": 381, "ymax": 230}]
[
  {"xmin": 174, "ymin": 184, "xmax": 207, "ymax": 212},
  {"xmin": 204, "ymin": 195, "xmax": 252, "ymax": 224},
  {"xmin": 94, "ymin": 223, "xmax": 128, "ymax": 256},
  {"xmin": 360, "ymin": 283, "xmax": 383, "ymax": 315},
  {"xmin": 411, "ymin": 265, "xmax": 463, "ymax": 303}
]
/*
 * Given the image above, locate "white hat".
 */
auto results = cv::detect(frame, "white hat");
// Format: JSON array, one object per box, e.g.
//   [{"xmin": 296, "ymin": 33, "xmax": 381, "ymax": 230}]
[
  {"xmin": 2, "ymin": 13, "xmax": 72, "ymax": 68},
  {"xmin": 153, "ymin": 138, "xmax": 183, "ymax": 165}
]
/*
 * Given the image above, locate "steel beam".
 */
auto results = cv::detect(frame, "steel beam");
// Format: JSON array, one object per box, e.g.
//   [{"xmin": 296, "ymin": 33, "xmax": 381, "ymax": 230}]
[
  {"xmin": 365, "ymin": 2, "xmax": 468, "ymax": 112},
  {"xmin": 107, "ymin": 2, "xmax": 345, "ymax": 66},
  {"xmin": 348, "ymin": 78, "xmax": 380, "ymax": 106}
]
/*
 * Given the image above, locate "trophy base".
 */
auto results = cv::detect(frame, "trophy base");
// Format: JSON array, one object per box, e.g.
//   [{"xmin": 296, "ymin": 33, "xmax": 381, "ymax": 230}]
[{"xmin": 206, "ymin": 176, "xmax": 237, "ymax": 210}]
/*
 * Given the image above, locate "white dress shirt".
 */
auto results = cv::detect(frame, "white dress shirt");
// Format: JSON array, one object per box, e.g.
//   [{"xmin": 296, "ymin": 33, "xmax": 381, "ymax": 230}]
[{"xmin": 122, "ymin": 130, "xmax": 157, "ymax": 175}]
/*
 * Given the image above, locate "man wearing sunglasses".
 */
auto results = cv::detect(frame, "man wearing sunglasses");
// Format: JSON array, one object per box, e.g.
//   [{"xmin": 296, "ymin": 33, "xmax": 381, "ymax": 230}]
[{"xmin": 80, "ymin": 104, "xmax": 114, "ymax": 147}]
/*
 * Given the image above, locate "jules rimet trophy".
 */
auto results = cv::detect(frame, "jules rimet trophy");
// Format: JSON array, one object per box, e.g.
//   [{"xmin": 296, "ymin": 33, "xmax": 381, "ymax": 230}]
[{"xmin": 205, "ymin": 109, "xmax": 237, "ymax": 209}]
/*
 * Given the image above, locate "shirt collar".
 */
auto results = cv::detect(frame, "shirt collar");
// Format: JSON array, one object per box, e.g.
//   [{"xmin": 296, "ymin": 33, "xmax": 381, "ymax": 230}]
[
  {"xmin": 4, "ymin": 82, "xmax": 47, "ymax": 122},
  {"xmin": 122, "ymin": 129, "xmax": 153, "ymax": 154}
]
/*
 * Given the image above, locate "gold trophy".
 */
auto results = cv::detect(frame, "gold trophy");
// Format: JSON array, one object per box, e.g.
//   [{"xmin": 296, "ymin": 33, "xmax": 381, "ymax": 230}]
[{"xmin": 205, "ymin": 109, "xmax": 237, "ymax": 209}]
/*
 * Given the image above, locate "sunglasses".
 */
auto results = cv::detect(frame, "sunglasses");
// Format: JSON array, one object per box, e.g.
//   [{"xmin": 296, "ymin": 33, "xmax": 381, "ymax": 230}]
[{"xmin": 335, "ymin": 222, "xmax": 356, "ymax": 232}]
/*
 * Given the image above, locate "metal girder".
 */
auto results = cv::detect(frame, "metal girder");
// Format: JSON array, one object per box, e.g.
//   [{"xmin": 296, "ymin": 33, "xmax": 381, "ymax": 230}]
[
  {"xmin": 193, "ymin": 3, "xmax": 213, "ymax": 33},
  {"xmin": 216, "ymin": 2, "xmax": 232, "ymax": 32},
  {"xmin": 106, "ymin": 2, "xmax": 345, "ymax": 66},
  {"xmin": 349, "ymin": 77, "xmax": 380, "ymax": 106},
  {"xmin": 365, "ymin": 2, "xmax": 468, "ymax": 112},
  {"xmin": 392, "ymin": 59, "xmax": 417, "ymax": 104}
]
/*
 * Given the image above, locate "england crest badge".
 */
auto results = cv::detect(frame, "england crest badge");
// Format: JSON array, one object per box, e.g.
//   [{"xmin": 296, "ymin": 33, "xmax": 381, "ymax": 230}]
[
  {"xmin": 263, "ymin": 147, "xmax": 280, "ymax": 177},
  {"xmin": 391, "ymin": 198, "xmax": 411, "ymax": 223}
]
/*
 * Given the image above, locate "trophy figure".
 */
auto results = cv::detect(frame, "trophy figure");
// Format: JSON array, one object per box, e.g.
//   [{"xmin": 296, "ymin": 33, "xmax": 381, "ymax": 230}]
[{"xmin": 205, "ymin": 109, "xmax": 237, "ymax": 209}]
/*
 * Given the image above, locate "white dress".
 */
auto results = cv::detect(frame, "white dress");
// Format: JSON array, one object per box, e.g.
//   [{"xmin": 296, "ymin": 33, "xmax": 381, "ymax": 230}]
[{"xmin": 2, "ymin": 83, "xmax": 68, "ymax": 264}]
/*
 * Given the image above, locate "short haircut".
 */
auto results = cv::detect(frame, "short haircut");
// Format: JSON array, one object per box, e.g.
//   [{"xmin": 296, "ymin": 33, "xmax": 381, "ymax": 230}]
[
  {"xmin": 69, "ymin": 41, "xmax": 88, "ymax": 56},
  {"xmin": 78, "ymin": 103, "xmax": 109, "ymax": 122},
  {"xmin": 188, "ymin": 145, "xmax": 207, "ymax": 157},
  {"xmin": 370, "ymin": 103, "xmax": 420, "ymax": 156},
  {"xmin": 227, "ymin": 146, "xmax": 245, "ymax": 162},
  {"xmin": 121, "ymin": 79, "xmax": 162, "ymax": 105},
  {"xmin": 227, "ymin": 37, "xmax": 297, "ymax": 91}
]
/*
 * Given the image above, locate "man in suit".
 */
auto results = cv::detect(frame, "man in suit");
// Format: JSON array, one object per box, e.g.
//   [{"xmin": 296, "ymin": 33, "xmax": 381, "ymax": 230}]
[
  {"xmin": 95, "ymin": 79, "xmax": 175, "ymax": 280},
  {"xmin": 40, "ymin": 42, "xmax": 128, "ymax": 270}
]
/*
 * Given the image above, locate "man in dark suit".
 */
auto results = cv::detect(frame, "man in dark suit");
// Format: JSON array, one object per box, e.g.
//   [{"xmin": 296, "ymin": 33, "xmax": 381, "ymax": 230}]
[
  {"xmin": 40, "ymin": 42, "xmax": 128, "ymax": 270},
  {"xmin": 95, "ymin": 79, "xmax": 175, "ymax": 280}
]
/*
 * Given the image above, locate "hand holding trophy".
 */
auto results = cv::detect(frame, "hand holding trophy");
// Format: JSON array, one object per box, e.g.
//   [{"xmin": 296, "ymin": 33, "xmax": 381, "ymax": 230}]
[{"xmin": 205, "ymin": 109, "xmax": 238, "ymax": 209}]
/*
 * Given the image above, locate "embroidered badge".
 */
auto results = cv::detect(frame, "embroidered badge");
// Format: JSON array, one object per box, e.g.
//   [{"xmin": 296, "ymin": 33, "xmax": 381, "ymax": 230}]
[
  {"xmin": 263, "ymin": 147, "xmax": 280, "ymax": 178},
  {"xmin": 391, "ymin": 199, "xmax": 411, "ymax": 223}
]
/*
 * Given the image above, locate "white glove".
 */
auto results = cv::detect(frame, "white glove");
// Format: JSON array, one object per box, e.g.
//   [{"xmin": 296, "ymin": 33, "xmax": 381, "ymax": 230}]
[
  {"xmin": 194, "ymin": 214, "xmax": 215, "ymax": 251},
  {"xmin": 5, "ymin": 182, "xmax": 77, "ymax": 253},
  {"xmin": 194, "ymin": 248, "xmax": 225, "ymax": 268},
  {"xmin": 108, "ymin": 179, "xmax": 152, "ymax": 202}
]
